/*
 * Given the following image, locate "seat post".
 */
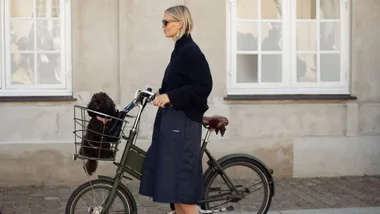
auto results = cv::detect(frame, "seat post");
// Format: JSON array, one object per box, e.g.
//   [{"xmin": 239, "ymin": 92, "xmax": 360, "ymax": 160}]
[
  {"xmin": 204, "ymin": 128, "xmax": 212, "ymax": 142},
  {"xmin": 200, "ymin": 127, "xmax": 212, "ymax": 156}
]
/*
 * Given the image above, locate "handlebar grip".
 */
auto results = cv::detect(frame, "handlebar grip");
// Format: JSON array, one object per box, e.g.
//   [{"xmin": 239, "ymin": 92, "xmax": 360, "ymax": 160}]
[{"xmin": 147, "ymin": 93, "xmax": 156, "ymax": 103}]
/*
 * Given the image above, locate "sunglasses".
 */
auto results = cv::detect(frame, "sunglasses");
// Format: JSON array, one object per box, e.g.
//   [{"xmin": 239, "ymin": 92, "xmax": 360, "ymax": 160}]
[{"xmin": 162, "ymin": 19, "xmax": 179, "ymax": 27}]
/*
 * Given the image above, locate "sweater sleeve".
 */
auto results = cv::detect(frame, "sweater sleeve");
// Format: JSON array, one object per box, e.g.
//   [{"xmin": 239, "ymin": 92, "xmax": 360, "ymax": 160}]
[{"xmin": 166, "ymin": 45, "xmax": 213, "ymax": 107}]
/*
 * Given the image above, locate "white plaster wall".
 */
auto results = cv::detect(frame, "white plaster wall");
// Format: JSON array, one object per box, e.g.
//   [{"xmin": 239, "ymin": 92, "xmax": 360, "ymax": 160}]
[{"xmin": 0, "ymin": 0, "xmax": 379, "ymax": 185}]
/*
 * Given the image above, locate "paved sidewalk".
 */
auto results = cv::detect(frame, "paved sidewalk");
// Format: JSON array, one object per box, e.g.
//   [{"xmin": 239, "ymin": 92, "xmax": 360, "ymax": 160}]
[
  {"xmin": 0, "ymin": 175, "xmax": 379, "ymax": 213},
  {"xmin": 268, "ymin": 207, "xmax": 380, "ymax": 214}
]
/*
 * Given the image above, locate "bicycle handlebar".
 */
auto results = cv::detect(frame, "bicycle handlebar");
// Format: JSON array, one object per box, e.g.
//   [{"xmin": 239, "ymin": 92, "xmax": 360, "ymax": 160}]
[
  {"xmin": 120, "ymin": 88, "xmax": 157, "ymax": 113},
  {"xmin": 134, "ymin": 87, "xmax": 156, "ymax": 104}
]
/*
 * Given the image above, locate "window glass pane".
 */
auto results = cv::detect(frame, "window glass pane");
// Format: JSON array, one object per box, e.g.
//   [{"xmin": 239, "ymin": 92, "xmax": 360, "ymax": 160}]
[
  {"xmin": 320, "ymin": 0, "xmax": 340, "ymax": 19},
  {"xmin": 297, "ymin": 54, "xmax": 317, "ymax": 82},
  {"xmin": 296, "ymin": 22, "xmax": 316, "ymax": 51},
  {"xmin": 261, "ymin": 22, "xmax": 282, "ymax": 51},
  {"xmin": 237, "ymin": 54, "xmax": 258, "ymax": 83},
  {"xmin": 11, "ymin": 53, "xmax": 35, "ymax": 84},
  {"xmin": 37, "ymin": 53, "xmax": 61, "ymax": 84},
  {"xmin": 10, "ymin": 20, "xmax": 35, "ymax": 51},
  {"xmin": 37, "ymin": 0, "xmax": 60, "ymax": 18},
  {"xmin": 37, "ymin": 20, "xmax": 60, "ymax": 51},
  {"xmin": 237, "ymin": 22, "xmax": 258, "ymax": 51},
  {"xmin": 10, "ymin": 0, "xmax": 34, "ymax": 17},
  {"xmin": 237, "ymin": 0, "xmax": 258, "ymax": 19},
  {"xmin": 231, "ymin": 0, "xmax": 345, "ymax": 90},
  {"xmin": 262, "ymin": 55, "xmax": 282, "ymax": 82},
  {"xmin": 7, "ymin": 0, "xmax": 64, "ymax": 88},
  {"xmin": 297, "ymin": 0, "xmax": 317, "ymax": 19},
  {"xmin": 320, "ymin": 54, "xmax": 340, "ymax": 82},
  {"xmin": 261, "ymin": 0, "xmax": 282, "ymax": 19},
  {"xmin": 320, "ymin": 22, "xmax": 340, "ymax": 50}
]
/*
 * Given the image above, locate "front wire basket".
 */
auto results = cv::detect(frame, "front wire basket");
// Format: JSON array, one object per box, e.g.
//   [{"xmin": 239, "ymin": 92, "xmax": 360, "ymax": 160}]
[{"xmin": 73, "ymin": 105, "xmax": 130, "ymax": 162}]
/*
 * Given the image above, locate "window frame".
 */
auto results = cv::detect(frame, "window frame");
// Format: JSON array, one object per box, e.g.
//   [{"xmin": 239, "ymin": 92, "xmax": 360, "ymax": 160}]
[
  {"xmin": 0, "ymin": 0, "xmax": 72, "ymax": 97},
  {"xmin": 226, "ymin": 0, "xmax": 351, "ymax": 95}
]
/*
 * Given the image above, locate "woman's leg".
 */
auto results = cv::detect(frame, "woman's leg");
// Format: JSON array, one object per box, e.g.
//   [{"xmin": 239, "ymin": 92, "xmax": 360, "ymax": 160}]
[
  {"xmin": 174, "ymin": 203, "xmax": 184, "ymax": 214},
  {"xmin": 178, "ymin": 204, "xmax": 198, "ymax": 214}
]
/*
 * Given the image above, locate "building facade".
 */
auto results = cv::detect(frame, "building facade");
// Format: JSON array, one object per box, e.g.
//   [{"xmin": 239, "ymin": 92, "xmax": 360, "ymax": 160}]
[{"xmin": 0, "ymin": 0, "xmax": 379, "ymax": 185}]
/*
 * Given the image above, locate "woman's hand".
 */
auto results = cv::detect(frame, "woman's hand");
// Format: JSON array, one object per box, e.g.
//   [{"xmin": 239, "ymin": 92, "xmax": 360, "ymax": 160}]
[{"xmin": 153, "ymin": 94, "xmax": 171, "ymax": 108}]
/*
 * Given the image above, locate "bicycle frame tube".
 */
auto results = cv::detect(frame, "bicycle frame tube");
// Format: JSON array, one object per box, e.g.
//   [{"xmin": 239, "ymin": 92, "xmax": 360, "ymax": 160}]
[
  {"xmin": 100, "ymin": 93, "xmax": 239, "ymax": 212},
  {"xmin": 200, "ymin": 128, "xmax": 240, "ymax": 197},
  {"xmin": 203, "ymin": 147, "xmax": 238, "ymax": 191},
  {"xmin": 101, "ymin": 98, "xmax": 148, "ymax": 213}
]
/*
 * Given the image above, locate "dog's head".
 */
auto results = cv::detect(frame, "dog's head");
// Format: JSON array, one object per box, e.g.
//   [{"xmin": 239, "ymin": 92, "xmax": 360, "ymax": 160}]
[{"xmin": 87, "ymin": 92, "xmax": 116, "ymax": 118}]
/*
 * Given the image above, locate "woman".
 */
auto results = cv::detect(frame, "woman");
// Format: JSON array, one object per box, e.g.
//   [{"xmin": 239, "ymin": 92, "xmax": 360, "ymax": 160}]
[{"xmin": 139, "ymin": 5, "xmax": 213, "ymax": 214}]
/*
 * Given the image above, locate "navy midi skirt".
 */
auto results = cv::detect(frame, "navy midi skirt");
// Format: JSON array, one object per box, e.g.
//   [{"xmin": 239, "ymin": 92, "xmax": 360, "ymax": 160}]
[{"xmin": 139, "ymin": 107, "xmax": 204, "ymax": 204}]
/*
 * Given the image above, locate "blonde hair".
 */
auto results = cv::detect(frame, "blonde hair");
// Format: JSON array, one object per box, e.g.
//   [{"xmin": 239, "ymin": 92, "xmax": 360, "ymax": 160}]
[{"xmin": 165, "ymin": 5, "xmax": 193, "ymax": 40}]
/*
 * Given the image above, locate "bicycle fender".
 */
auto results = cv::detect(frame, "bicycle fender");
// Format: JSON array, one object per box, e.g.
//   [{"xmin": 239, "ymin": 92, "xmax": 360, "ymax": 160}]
[
  {"xmin": 203, "ymin": 153, "xmax": 275, "ymax": 196},
  {"xmin": 97, "ymin": 175, "xmax": 138, "ymax": 211}
]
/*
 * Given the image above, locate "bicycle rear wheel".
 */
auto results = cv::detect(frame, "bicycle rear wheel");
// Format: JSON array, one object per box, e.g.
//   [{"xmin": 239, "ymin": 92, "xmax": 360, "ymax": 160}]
[
  {"xmin": 65, "ymin": 179, "xmax": 136, "ymax": 214},
  {"xmin": 202, "ymin": 157, "xmax": 273, "ymax": 214}
]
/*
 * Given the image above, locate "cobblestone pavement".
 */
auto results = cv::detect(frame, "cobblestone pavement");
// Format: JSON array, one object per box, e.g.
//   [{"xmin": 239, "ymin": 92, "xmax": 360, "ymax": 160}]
[{"xmin": 0, "ymin": 176, "xmax": 379, "ymax": 214}]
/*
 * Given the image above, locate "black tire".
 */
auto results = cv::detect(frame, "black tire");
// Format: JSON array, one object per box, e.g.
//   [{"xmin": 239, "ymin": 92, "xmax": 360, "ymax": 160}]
[
  {"xmin": 65, "ymin": 179, "xmax": 137, "ymax": 214},
  {"xmin": 202, "ymin": 157, "xmax": 273, "ymax": 214}
]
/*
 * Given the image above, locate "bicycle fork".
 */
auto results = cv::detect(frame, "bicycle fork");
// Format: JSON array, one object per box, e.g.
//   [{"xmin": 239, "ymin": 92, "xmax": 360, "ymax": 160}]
[{"xmin": 100, "ymin": 129, "xmax": 139, "ymax": 213}]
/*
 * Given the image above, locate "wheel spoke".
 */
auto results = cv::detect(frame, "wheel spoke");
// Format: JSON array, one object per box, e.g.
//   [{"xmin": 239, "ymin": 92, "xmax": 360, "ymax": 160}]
[
  {"xmin": 203, "ymin": 160, "xmax": 273, "ymax": 213},
  {"xmin": 65, "ymin": 179, "xmax": 134, "ymax": 214}
]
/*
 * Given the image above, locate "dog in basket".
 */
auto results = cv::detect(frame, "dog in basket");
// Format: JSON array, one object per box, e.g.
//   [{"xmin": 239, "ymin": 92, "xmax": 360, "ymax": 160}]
[{"xmin": 79, "ymin": 92, "xmax": 119, "ymax": 176}]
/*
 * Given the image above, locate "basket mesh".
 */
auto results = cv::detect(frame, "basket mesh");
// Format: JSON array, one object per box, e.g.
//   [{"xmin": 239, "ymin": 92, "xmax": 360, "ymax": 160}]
[{"xmin": 73, "ymin": 105, "xmax": 130, "ymax": 161}]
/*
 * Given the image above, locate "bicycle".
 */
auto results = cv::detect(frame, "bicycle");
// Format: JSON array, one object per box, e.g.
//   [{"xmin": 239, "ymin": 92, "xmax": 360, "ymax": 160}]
[{"xmin": 65, "ymin": 88, "xmax": 275, "ymax": 214}]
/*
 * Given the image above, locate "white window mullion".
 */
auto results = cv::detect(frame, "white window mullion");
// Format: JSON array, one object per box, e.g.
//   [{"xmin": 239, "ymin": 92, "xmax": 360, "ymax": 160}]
[
  {"xmin": 34, "ymin": 0, "xmax": 38, "ymax": 84},
  {"xmin": 316, "ymin": 0, "xmax": 321, "ymax": 90},
  {"xmin": 63, "ymin": 0, "xmax": 72, "ymax": 92},
  {"xmin": 4, "ymin": 0, "xmax": 10, "ymax": 89},
  {"xmin": 340, "ymin": 0, "xmax": 345, "ymax": 86},
  {"xmin": 257, "ymin": 0, "xmax": 262, "ymax": 84},
  {"xmin": 0, "ymin": 0, "xmax": 3, "ymax": 90},
  {"xmin": 283, "ymin": 0, "xmax": 292, "ymax": 89},
  {"xmin": 290, "ymin": 0, "xmax": 297, "ymax": 89},
  {"xmin": 60, "ymin": 0, "xmax": 66, "ymax": 88},
  {"xmin": 341, "ymin": 0, "xmax": 349, "ymax": 91},
  {"xmin": 229, "ymin": 0, "xmax": 237, "ymax": 88}
]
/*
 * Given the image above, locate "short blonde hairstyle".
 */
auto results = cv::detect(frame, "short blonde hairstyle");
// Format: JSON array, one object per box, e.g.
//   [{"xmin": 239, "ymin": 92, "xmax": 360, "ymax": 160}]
[{"xmin": 165, "ymin": 5, "xmax": 193, "ymax": 40}]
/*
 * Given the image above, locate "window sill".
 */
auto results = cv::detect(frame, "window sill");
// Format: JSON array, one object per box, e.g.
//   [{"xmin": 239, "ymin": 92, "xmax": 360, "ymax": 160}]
[
  {"xmin": 224, "ymin": 94, "xmax": 357, "ymax": 103},
  {"xmin": 0, "ymin": 96, "xmax": 77, "ymax": 103}
]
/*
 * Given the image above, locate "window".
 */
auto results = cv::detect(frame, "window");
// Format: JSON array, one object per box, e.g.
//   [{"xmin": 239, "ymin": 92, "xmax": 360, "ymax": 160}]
[
  {"xmin": 227, "ymin": 0, "xmax": 349, "ymax": 95},
  {"xmin": 0, "ymin": 0, "xmax": 71, "ymax": 97}
]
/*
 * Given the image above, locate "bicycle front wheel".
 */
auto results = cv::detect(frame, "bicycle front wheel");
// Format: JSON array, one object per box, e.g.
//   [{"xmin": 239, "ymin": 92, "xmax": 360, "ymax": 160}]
[
  {"xmin": 65, "ymin": 179, "xmax": 136, "ymax": 214},
  {"xmin": 203, "ymin": 157, "xmax": 273, "ymax": 214}
]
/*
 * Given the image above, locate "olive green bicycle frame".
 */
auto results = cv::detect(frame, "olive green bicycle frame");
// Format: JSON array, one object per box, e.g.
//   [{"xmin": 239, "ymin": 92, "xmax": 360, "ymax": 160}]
[{"xmin": 100, "ymin": 96, "xmax": 241, "ymax": 213}]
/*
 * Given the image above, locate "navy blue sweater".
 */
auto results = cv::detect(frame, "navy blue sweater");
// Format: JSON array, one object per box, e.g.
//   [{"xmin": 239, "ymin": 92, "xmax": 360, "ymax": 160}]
[{"xmin": 159, "ymin": 34, "xmax": 213, "ymax": 123}]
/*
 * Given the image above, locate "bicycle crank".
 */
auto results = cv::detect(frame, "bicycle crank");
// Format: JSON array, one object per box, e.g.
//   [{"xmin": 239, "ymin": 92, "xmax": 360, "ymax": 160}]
[{"xmin": 198, "ymin": 205, "xmax": 234, "ymax": 213}]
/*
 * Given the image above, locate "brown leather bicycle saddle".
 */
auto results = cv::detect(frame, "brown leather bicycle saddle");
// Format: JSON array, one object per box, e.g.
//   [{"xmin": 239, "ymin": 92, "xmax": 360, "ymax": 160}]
[{"xmin": 202, "ymin": 115, "xmax": 229, "ymax": 136}]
